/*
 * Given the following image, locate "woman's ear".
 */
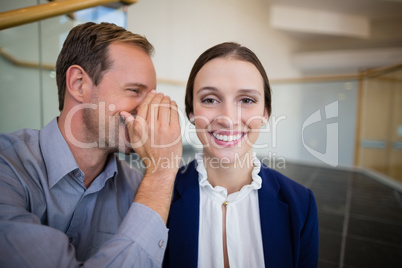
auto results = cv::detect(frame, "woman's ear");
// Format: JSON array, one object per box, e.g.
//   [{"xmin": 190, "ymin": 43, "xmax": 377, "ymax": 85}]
[
  {"xmin": 189, "ymin": 112, "xmax": 195, "ymax": 124},
  {"xmin": 65, "ymin": 65, "xmax": 91, "ymax": 104},
  {"xmin": 262, "ymin": 108, "xmax": 269, "ymax": 125}
]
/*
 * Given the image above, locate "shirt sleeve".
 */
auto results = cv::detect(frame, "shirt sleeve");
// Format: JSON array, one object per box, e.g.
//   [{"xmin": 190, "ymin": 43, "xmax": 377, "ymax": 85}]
[{"xmin": 0, "ymin": 171, "xmax": 168, "ymax": 268}]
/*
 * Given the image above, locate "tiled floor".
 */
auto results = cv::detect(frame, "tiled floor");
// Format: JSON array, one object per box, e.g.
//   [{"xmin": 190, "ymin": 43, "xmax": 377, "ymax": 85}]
[{"xmin": 271, "ymin": 162, "xmax": 402, "ymax": 268}]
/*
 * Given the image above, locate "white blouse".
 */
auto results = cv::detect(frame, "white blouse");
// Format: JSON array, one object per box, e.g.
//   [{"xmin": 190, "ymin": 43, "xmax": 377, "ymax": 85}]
[{"xmin": 195, "ymin": 153, "xmax": 265, "ymax": 268}]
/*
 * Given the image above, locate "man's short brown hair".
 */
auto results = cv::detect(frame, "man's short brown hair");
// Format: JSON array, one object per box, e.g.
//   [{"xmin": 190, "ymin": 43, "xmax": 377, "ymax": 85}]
[{"xmin": 56, "ymin": 22, "xmax": 154, "ymax": 111}]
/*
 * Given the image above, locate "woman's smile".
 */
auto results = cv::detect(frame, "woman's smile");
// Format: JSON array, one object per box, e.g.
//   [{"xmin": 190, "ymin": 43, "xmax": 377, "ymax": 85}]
[{"xmin": 209, "ymin": 130, "xmax": 246, "ymax": 147}]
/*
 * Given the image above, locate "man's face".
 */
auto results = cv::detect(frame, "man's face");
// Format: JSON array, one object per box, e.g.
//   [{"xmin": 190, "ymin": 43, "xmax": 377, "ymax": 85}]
[{"xmin": 83, "ymin": 42, "xmax": 157, "ymax": 154}]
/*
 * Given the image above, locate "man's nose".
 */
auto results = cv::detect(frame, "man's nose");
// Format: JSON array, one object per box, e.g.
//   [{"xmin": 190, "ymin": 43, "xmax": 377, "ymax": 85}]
[{"xmin": 131, "ymin": 93, "xmax": 149, "ymax": 116}]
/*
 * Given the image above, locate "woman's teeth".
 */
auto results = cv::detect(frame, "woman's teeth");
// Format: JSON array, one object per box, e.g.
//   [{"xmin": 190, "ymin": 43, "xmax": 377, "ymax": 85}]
[{"xmin": 212, "ymin": 133, "xmax": 242, "ymax": 142}]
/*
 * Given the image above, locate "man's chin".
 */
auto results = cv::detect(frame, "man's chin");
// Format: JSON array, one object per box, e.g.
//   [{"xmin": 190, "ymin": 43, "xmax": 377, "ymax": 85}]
[
  {"xmin": 116, "ymin": 130, "xmax": 134, "ymax": 154},
  {"xmin": 116, "ymin": 144, "xmax": 135, "ymax": 155}
]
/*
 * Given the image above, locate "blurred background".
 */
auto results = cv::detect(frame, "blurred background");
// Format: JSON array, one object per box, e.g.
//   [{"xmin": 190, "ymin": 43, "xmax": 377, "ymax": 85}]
[{"xmin": 0, "ymin": 1, "xmax": 401, "ymax": 266}]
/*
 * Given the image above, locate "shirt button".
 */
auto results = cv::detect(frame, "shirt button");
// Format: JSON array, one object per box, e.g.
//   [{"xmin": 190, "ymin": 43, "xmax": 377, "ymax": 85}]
[{"xmin": 158, "ymin": 240, "xmax": 165, "ymax": 248}]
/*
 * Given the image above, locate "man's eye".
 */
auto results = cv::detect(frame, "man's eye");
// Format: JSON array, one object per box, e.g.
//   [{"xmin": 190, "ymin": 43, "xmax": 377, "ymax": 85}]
[{"xmin": 129, "ymin": 88, "xmax": 139, "ymax": 94}]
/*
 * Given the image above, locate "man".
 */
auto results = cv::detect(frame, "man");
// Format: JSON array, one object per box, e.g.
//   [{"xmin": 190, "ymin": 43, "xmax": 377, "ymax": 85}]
[{"xmin": 0, "ymin": 22, "xmax": 182, "ymax": 267}]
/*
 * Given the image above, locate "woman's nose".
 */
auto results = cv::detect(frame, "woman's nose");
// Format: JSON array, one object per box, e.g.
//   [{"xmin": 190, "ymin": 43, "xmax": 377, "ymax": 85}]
[{"xmin": 214, "ymin": 104, "xmax": 240, "ymax": 128}]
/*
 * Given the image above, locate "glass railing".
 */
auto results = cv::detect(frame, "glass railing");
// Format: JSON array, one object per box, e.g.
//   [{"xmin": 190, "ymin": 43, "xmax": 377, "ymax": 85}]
[{"xmin": 0, "ymin": 0, "xmax": 127, "ymax": 132}]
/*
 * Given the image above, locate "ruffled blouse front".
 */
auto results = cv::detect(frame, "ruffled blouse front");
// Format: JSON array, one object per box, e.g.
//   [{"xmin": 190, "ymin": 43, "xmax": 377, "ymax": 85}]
[{"xmin": 195, "ymin": 153, "xmax": 265, "ymax": 268}]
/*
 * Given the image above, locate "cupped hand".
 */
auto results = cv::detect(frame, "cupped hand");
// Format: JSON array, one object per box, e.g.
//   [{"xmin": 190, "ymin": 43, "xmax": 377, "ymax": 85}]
[{"xmin": 120, "ymin": 91, "xmax": 183, "ymax": 176}]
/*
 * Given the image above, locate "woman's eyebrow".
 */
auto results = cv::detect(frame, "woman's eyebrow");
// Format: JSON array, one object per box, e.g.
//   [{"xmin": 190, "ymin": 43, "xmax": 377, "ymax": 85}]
[
  {"xmin": 195, "ymin": 87, "xmax": 262, "ymax": 98},
  {"xmin": 237, "ymin": 89, "xmax": 262, "ymax": 96},
  {"xmin": 195, "ymin": 86, "xmax": 218, "ymax": 95}
]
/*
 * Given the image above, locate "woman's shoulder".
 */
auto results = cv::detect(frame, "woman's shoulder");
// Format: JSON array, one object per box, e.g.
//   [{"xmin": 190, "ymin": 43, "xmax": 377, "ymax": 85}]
[
  {"xmin": 259, "ymin": 162, "xmax": 314, "ymax": 203},
  {"xmin": 176, "ymin": 159, "xmax": 197, "ymax": 177},
  {"xmin": 173, "ymin": 159, "xmax": 199, "ymax": 190}
]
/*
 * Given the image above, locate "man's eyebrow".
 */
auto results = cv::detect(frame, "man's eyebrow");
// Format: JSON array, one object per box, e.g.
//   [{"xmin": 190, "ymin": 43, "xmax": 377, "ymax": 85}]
[{"xmin": 125, "ymin": 82, "xmax": 148, "ymax": 89}]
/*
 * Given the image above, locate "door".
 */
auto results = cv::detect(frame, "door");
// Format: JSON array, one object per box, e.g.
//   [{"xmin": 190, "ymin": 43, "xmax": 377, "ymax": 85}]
[{"xmin": 357, "ymin": 70, "xmax": 402, "ymax": 182}]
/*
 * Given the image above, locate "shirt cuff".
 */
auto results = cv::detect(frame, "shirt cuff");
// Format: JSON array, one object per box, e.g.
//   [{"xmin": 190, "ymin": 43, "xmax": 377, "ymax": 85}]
[{"xmin": 117, "ymin": 202, "xmax": 168, "ymax": 263}]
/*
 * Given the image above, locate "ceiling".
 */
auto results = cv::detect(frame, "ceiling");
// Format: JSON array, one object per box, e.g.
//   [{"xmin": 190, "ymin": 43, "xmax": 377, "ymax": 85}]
[
  {"xmin": 264, "ymin": 0, "xmax": 402, "ymax": 50},
  {"xmin": 264, "ymin": 0, "xmax": 402, "ymax": 19},
  {"xmin": 263, "ymin": 0, "xmax": 402, "ymax": 72}
]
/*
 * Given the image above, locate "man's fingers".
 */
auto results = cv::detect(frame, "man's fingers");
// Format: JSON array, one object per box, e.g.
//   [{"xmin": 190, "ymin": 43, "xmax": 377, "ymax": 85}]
[
  {"xmin": 148, "ymin": 93, "xmax": 165, "ymax": 122},
  {"xmin": 169, "ymin": 100, "xmax": 180, "ymax": 127},
  {"xmin": 159, "ymin": 95, "xmax": 171, "ymax": 123},
  {"xmin": 136, "ymin": 90, "xmax": 156, "ymax": 120},
  {"xmin": 120, "ymin": 111, "xmax": 134, "ymax": 126}
]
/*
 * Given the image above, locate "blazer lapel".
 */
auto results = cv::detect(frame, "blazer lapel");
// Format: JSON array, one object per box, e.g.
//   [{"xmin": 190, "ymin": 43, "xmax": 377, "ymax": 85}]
[
  {"xmin": 258, "ymin": 164, "xmax": 293, "ymax": 267},
  {"xmin": 165, "ymin": 161, "xmax": 200, "ymax": 268}
]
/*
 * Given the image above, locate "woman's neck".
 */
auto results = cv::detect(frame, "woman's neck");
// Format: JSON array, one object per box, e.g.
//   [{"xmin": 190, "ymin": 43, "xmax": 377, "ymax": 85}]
[{"xmin": 203, "ymin": 151, "xmax": 255, "ymax": 195}]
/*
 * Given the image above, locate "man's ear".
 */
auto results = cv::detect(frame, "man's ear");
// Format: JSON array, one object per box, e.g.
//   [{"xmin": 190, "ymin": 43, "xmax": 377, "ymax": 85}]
[{"xmin": 65, "ymin": 65, "xmax": 91, "ymax": 104}]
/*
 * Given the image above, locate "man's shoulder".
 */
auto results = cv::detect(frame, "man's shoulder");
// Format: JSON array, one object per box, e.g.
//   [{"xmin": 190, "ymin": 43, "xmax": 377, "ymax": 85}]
[
  {"xmin": 0, "ymin": 128, "xmax": 40, "ymax": 153},
  {"xmin": 0, "ymin": 129, "xmax": 45, "ymax": 203},
  {"xmin": 0, "ymin": 129, "xmax": 42, "ymax": 174}
]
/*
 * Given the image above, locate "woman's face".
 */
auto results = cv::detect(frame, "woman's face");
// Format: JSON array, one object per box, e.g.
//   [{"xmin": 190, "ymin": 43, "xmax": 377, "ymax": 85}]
[{"xmin": 191, "ymin": 57, "xmax": 268, "ymax": 163}]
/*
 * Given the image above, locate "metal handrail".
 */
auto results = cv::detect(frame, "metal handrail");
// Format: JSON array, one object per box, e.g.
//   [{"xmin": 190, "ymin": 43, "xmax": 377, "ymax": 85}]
[{"xmin": 0, "ymin": 0, "xmax": 137, "ymax": 30}]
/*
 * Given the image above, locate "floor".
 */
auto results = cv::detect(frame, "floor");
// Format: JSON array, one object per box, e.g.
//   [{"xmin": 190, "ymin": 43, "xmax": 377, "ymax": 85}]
[{"xmin": 271, "ymin": 161, "xmax": 402, "ymax": 268}]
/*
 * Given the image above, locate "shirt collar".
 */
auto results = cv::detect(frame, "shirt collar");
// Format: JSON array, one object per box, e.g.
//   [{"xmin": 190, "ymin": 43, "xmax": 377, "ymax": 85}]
[
  {"xmin": 195, "ymin": 152, "xmax": 262, "ymax": 201},
  {"xmin": 40, "ymin": 118, "xmax": 80, "ymax": 188},
  {"xmin": 39, "ymin": 118, "xmax": 118, "ymax": 190},
  {"xmin": 85, "ymin": 154, "xmax": 118, "ymax": 194}
]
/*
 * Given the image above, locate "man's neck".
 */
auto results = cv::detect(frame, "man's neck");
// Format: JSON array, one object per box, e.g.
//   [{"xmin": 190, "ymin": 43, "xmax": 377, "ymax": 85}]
[
  {"xmin": 58, "ymin": 114, "xmax": 109, "ymax": 188},
  {"xmin": 72, "ymin": 147, "xmax": 108, "ymax": 188}
]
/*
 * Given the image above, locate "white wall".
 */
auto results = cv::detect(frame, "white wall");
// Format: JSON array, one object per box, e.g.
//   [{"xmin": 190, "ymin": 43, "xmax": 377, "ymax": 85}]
[{"xmin": 127, "ymin": 0, "xmax": 302, "ymax": 82}]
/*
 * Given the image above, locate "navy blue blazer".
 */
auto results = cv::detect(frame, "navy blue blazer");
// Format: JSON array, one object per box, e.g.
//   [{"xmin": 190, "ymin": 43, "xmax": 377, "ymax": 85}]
[{"xmin": 164, "ymin": 160, "xmax": 319, "ymax": 268}]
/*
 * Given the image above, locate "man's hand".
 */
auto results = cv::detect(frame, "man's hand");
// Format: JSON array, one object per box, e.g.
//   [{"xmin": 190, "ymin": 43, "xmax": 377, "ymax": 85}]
[{"xmin": 120, "ymin": 90, "xmax": 182, "ymax": 223}]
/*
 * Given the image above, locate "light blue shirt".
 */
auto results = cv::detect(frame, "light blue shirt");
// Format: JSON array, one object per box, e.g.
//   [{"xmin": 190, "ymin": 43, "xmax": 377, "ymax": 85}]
[{"xmin": 0, "ymin": 118, "xmax": 168, "ymax": 267}]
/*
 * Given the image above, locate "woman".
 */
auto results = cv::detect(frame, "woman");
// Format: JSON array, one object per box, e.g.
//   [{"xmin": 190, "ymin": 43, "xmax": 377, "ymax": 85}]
[{"xmin": 164, "ymin": 42, "xmax": 318, "ymax": 268}]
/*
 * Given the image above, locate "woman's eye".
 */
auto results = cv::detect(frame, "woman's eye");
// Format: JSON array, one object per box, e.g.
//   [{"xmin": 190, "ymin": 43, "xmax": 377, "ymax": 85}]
[
  {"xmin": 202, "ymin": 98, "xmax": 217, "ymax": 104},
  {"xmin": 240, "ymin": 98, "xmax": 255, "ymax": 104}
]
